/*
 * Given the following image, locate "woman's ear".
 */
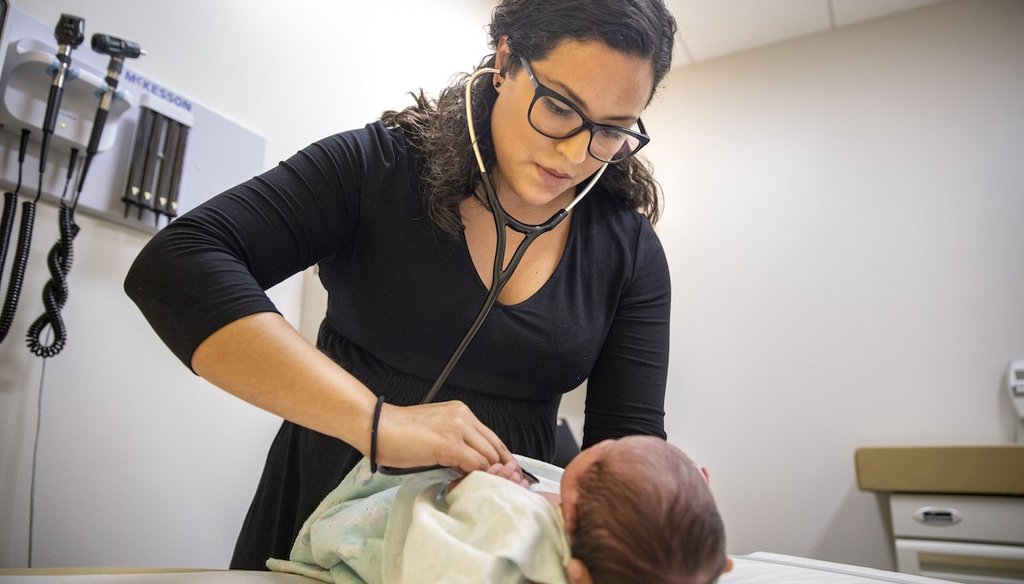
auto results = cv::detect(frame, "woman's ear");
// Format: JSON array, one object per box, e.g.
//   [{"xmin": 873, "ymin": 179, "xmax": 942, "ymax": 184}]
[{"xmin": 493, "ymin": 35, "xmax": 512, "ymax": 90}]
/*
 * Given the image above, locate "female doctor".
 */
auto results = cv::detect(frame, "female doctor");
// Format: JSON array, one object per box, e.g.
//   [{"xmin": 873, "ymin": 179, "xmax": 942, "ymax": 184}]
[{"xmin": 125, "ymin": 0, "xmax": 678, "ymax": 576}]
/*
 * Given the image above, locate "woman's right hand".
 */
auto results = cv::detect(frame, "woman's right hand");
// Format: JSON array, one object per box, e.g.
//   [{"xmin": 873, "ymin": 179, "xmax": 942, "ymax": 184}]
[
  {"xmin": 190, "ymin": 314, "xmax": 511, "ymax": 473},
  {"xmin": 374, "ymin": 400, "xmax": 514, "ymax": 473}
]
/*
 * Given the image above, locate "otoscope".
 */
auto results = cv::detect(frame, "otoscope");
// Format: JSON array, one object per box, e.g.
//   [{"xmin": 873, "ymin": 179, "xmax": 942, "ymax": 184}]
[
  {"xmin": 0, "ymin": 15, "xmax": 84, "ymax": 346},
  {"xmin": 27, "ymin": 33, "xmax": 143, "ymax": 358},
  {"xmin": 39, "ymin": 14, "xmax": 85, "ymax": 177},
  {"xmin": 74, "ymin": 33, "xmax": 144, "ymax": 200}
]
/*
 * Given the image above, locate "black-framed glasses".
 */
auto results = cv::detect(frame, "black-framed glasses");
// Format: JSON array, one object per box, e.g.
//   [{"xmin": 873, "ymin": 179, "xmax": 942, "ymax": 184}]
[{"xmin": 517, "ymin": 55, "xmax": 650, "ymax": 164}]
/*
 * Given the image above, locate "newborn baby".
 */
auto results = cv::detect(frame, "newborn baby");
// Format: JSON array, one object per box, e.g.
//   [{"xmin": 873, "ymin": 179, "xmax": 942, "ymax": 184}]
[{"xmin": 268, "ymin": 436, "xmax": 731, "ymax": 584}]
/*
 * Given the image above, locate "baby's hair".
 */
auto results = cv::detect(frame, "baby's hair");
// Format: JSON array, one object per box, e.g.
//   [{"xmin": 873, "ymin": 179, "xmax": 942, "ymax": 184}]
[{"xmin": 571, "ymin": 437, "xmax": 727, "ymax": 584}]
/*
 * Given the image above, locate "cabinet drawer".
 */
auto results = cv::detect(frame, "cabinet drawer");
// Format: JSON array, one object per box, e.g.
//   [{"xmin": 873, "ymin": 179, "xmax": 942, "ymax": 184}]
[
  {"xmin": 895, "ymin": 539, "xmax": 1024, "ymax": 584},
  {"xmin": 890, "ymin": 494, "xmax": 1024, "ymax": 544}
]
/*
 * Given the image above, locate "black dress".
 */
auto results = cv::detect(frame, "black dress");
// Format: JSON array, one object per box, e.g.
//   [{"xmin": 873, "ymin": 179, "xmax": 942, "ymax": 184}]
[{"xmin": 124, "ymin": 121, "xmax": 671, "ymax": 569}]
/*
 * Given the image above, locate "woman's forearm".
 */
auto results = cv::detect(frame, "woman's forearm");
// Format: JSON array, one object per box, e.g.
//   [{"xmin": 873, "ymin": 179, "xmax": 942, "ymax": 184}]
[
  {"xmin": 192, "ymin": 311, "xmax": 516, "ymax": 473},
  {"xmin": 191, "ymin": 311, "xmax": 377, "ymax": 454}
]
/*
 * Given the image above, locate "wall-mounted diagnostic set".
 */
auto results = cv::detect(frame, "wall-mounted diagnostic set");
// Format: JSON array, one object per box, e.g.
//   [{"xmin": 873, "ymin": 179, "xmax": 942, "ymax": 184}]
[{"xmin": 0, "ymin": 3, "xmax": 265, "ymax": 358}]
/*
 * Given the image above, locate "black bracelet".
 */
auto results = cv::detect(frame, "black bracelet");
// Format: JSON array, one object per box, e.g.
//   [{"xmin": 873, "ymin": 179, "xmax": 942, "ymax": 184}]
[{"xmin": 370, "ymin": 395, "xmax": 385, "ymax": 473}]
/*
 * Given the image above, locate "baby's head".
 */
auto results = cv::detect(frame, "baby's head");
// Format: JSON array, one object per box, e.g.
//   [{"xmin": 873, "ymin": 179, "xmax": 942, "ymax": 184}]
[{"xmin": 560, "ymin": 436, "xmax": 728, "ymax": 584}]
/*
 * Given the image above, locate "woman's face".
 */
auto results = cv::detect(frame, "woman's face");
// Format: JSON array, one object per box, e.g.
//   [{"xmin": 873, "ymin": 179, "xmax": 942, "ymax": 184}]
[{"xmin": 489, "ymin": 37, "xmax": 655, "ymax": 217}]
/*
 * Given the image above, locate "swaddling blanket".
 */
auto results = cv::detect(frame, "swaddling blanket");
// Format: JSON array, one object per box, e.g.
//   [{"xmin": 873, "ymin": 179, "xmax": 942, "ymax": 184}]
[{"xmin": 267, "ymin": 458, "xmax": 570, "ymax": 584}]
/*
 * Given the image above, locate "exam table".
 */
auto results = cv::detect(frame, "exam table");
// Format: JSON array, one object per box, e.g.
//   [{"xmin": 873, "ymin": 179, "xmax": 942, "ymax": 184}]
[
  {"xmin": 0, "ymin": 554, "xmax": 955, "ymax": 583},
  {"xmin": 0, "ymin": 457, "xmax": 958, "ymax": 584}
]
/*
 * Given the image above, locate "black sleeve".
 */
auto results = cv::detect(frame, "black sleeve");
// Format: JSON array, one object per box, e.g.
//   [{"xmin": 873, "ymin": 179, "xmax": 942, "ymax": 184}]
[
  {"xmin": 124, "ymin": 123, "xmax": 402, "ymax": 369},
  {"xmin": 581, "ymin": 220, "xmax": 671, "ymax": 447}
]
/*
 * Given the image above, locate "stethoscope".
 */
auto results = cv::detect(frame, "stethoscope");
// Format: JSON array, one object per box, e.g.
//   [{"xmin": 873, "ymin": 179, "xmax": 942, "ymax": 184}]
[{"xmin": 378, "ymin": 64, "xmax": 608, "ymax": 475}]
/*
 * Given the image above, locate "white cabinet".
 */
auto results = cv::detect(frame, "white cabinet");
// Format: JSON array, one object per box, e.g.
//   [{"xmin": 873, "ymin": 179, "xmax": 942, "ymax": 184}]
[
  {"xmin": 855, "ymin": 446, "xmax": 1024, "ymax": 583},
  {"xmin": 890, "ymin": 494, "xmax": 1024, "ymax": 584}
]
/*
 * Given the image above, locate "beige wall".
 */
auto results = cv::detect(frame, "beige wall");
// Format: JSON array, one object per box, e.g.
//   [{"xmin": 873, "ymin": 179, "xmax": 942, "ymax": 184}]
[
  {"xmin": 0, "ymin": 0, "xmax": 493, "ymax": 569},
  {"xmin": 3, "ymin": 0, "xmax": 1022, "ymax": 573},
  {"xmin": 643, "ymin": 0, "xmax": 1024, "ymax": 570}
]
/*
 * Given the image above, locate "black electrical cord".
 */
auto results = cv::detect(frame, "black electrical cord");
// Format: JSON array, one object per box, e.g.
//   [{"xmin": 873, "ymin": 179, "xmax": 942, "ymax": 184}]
[
  {"xmin": 5, "ymin": 14, "xmax": 85, "ymax": 351},
  {"xmin": 0, "ymin": 131, "xmax": 35, "ymax": 345},
  {"xmin": 24, "ymin": 34, "xmax": 143, "ymax": 358},
  {"xmin": 0, "ymin": 194, "xmax": 15, "ymax": 283},
  {"xmin": 27, "ymin": 353, "xmax": 50, "ymax": 568},
  {"xmin": 0, "ymin": 131, "xmax": 31, "ymax": 296},
  {"xmin": 27, "ymin": 149, "xmax": 80, "ymax": 357}
]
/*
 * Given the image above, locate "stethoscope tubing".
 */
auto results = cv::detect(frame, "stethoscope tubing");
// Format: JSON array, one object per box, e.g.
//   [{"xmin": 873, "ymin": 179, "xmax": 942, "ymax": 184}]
[
  {"xmin": 418, "ymin": 66, "xmax": 606, "ymax": 405},
  {"xmin": 378, "ymin": 64, "xmax": 607, "ymax": 476}
]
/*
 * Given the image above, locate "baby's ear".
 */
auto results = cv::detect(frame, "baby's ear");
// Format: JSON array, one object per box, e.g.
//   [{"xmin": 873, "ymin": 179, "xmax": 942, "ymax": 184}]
[
  {"xmin": 722, "ymin": 555, "xmax": 734, "ymax": 573},
  {"xmin": 567, "ymin": 559, "xmax": 594, "ymax": 584},
  {"xmin": 700, "ymin": 466, "xmax": 711, "ymax": 484},
  {"xmin": 560, "ymin": 489, "xmax": 580, "ymax": 534}
]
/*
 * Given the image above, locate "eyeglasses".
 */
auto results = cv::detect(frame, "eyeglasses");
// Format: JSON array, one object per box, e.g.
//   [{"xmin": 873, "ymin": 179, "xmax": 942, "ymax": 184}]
[{"xmin": 517, "ymin": 55, "xmax": 650, "ymax": 164}]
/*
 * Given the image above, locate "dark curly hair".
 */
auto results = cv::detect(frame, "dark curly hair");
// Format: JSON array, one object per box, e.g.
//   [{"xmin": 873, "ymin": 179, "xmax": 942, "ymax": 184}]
[
  {"xmin": 381, "ymin": 0, "xmax": 677, "ymax": 237},
  {"xmin": 572, "ymin": 437, "xmax": 729, "ymax": 584}
]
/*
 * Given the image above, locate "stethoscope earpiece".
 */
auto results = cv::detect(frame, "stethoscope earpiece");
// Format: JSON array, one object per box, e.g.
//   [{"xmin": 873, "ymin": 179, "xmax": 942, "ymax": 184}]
[
  {"xmin": 379, "ymin": 63, "xmax": 609, "ymax": 478},
  {"xmin": 427, "ymin": 66, "xmax": 607, "ymax": 396}
]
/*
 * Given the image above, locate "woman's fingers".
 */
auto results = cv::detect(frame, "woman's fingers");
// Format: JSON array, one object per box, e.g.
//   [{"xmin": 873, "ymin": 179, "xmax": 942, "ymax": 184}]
[
  {"xmin": 481, "ymin": 420, "xmax": 516, "ymax": 464},
  {"xmin": 483, "ymin": 459, "xmax": 528, "ymax": 486},
  {"xmin": 460, "ymin": 420, "xmax": 505, "ymax": 467},
  {"xmin": 374, "ymin": 400, "xmax": 513, "ymax": 474}
]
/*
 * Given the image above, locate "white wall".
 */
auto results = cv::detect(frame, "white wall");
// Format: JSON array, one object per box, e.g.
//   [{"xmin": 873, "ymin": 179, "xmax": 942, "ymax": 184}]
[
  {"xmin": 3, "ymin": 0, "xmax": 1022, "ymax": 574},
  {"xmin": 644, "ymin": 0, "xmax": 1024, "ymax": 571},
  {"xmin": 1, "ymin": 0, "xmax": 493, "ymax": 569}
]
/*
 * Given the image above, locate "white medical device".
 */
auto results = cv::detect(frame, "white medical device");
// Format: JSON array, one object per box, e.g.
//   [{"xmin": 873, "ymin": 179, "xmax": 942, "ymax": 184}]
[{"xmin": 1008, "ymin": 360, "xmax": 1024, "ymax": 443}]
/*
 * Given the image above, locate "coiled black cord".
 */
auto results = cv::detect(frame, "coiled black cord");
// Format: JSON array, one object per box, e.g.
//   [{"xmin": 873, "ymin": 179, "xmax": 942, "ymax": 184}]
[
  {"xmin": 0, "ymin": 132, "xmax": 29, "ymax": 280},
  {"xmin": 0, "ymin": 130, "xmax": 38, "ymax": 346},
  {"xmin": 0, "ymin": 192, "xmax": 16, "ymax": 286},
  {"xmin": 26, "ymin": 200, "xmax": 78, "ymax": 357},
  {"xmin": 26, "ymin": 149, "xmax": 80, "ymax": 357},
  {"xmin": 0, "ymin": 130, "xmax": 32, "ymax": 344},
  {"xmin": 0, "ymin": 197, "xmax": 36, "ymax": 344}
]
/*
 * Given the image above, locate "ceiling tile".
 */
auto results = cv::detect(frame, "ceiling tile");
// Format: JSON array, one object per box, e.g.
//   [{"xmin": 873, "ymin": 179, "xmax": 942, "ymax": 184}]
[
  {"xmin": 669, "ymin": 0, "xmax": 832, "ymax": 62},
  {"xmin": 831, "ymin": 0, "xmax": 948, "ymax": 27}
]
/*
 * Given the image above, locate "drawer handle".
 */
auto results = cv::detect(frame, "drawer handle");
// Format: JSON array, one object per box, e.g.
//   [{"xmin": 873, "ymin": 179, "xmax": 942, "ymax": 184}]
[{"xmin": 913, "ymin": 506, "xmax": 962, "ymax": 526}]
